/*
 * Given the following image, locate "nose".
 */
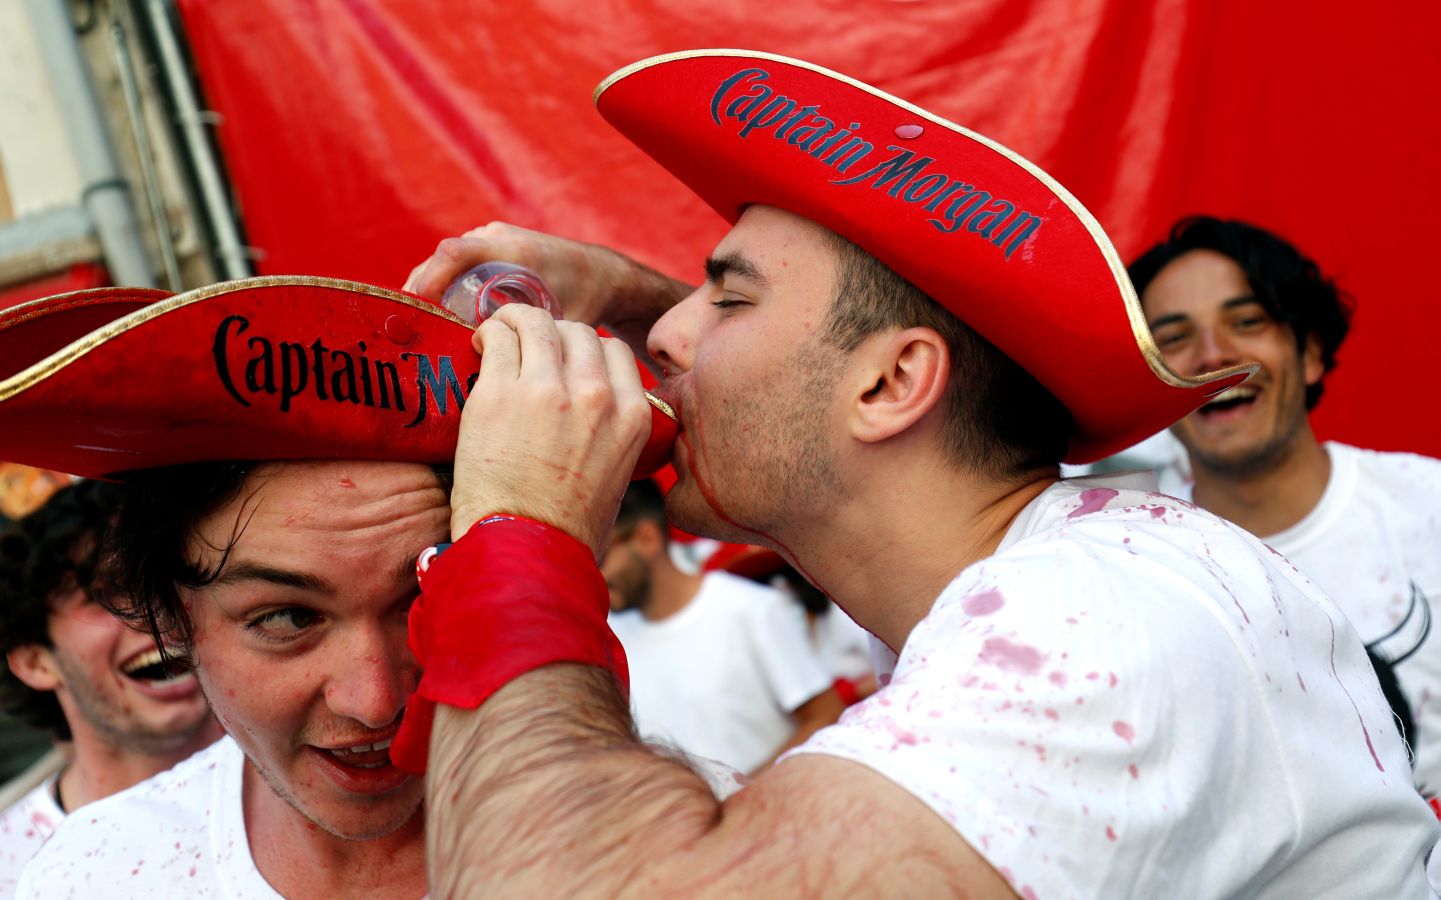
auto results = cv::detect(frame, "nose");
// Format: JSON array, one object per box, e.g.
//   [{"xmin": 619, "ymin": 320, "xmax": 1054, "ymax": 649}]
[
  {"xmin": 646, "ymin": 286, "xmax": 708, "ymax": 375},
  {"xmin": 324, "ymin": 622, "xmax": 416, "ymax": 730},
  {"xmin": 1191, "ymin": 325, "xmax": 1242, "ymax": 376}
]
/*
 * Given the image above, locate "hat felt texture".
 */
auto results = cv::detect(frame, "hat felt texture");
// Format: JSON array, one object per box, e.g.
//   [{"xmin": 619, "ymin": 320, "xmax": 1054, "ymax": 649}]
[{"xmin": 0, "ymin": 277, "xmax": 483, "ymax": 478}]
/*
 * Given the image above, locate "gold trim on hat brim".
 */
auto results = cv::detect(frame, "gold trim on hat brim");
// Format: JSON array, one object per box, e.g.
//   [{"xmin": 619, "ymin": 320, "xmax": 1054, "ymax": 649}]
[
  {"xmin": 594, "ymin": 49, "xmax": 1257, "ymax": 395},
  {"xmin": 0, "ymin": 276, "xmax": 470, "ymax": 406}
]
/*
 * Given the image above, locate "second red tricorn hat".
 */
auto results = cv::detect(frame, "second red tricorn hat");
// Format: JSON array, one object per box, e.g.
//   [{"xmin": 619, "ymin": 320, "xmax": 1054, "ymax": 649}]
[{"xmin": 593, "ymin": 49, "xmax": 1253, "ymax": 463}]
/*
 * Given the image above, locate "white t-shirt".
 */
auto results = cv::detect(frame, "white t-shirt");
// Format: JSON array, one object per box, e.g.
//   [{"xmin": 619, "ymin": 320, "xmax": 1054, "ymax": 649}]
[
  {"xmin": 1265, "ymin": 443, "xmax": 1441, "ymax": 788},
  {"xmin": 611, "ymin": 571, "xmax": 834, "ymax": 773},
  {"xmin": 0, "ymin": 774, "xmax": 63, "ymax": 899},
  {"xmin": 17, "ymin": 737, "xmax": 281, "ymax": 899},
  {"xmin": 790, "ymin": 472, "xmax": 1438, "ymax": 898}
]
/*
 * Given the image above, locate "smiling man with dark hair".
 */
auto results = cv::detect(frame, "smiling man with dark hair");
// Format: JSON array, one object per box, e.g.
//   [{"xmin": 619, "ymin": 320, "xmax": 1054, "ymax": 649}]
[
  {"xmin": 0, "ymin": 480, "xmax": 219, "ymax": 896},
  {"xmin": 1132, "ymin": 214, "xmax": 1441, "ymax": 793}
]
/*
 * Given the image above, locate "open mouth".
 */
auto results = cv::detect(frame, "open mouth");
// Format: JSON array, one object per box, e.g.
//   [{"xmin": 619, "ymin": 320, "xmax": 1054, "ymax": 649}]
[
  {"xmin": 320, "ymin": 738, "xmax": 394, "ymax": 770},
  {"xmin": 1197, "ymin": 384, "xmax": 1259, "ymax": 417},
  {"xmin": 120, "ymin": 647, "xmax": 193, "ymax": 688}
]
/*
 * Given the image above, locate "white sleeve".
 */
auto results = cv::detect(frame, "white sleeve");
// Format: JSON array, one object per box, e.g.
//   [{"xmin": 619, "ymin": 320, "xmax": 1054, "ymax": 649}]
[{"xmin": 744, "ymin": 587, "xmax": 834, "ymax": 714}]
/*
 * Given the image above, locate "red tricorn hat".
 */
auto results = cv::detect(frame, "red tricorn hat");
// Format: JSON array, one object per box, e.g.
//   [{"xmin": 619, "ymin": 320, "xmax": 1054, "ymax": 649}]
[
  {"xmin": 0, "ymin": 278, "xmax": 482, "ymax": 478},
  {"xmin": 594, "ymin": 50, "xmax": 1254, "ymax": 463}
]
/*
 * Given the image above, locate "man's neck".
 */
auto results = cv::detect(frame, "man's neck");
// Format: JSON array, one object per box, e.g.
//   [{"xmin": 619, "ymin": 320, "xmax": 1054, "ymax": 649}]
[
  {"xmin": 1190, "ymin": 435, "xmax": 1331, "ymax": 538},
  {"xmin": 60, "ymin": 716, "xmax": 222, "ymax": 811},
  {"xmin": 244, "ymin": 762, "xmax": 426, "ymax": 899},
  {"xmin": 774, "ymin": 464, "xmax": 1058, "ymax": 653},
  {"xmin": 640, "ymin": 562, "xmax": 705, "ymax": 622}
]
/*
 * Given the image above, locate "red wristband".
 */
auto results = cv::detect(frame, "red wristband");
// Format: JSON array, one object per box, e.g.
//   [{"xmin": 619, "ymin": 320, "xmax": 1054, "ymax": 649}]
[{"xmin": 390, "ymin": 516, "xmax": 628, "ymax": 774}]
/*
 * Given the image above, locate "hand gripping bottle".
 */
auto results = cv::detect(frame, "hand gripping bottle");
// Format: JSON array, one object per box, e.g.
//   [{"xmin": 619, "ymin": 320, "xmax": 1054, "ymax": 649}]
[{"xmin": 442, "ymin": 262, "xmax": 677, "ymax": 479}]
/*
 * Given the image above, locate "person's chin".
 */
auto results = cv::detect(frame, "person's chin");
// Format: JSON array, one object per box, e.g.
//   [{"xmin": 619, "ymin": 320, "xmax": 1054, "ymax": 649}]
[{"xmin": 298, "ymin": 773, "xmax": 424, "ymax": 842}]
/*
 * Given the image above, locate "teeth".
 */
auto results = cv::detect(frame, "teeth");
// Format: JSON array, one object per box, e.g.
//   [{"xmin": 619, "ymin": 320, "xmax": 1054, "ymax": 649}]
[
  {"xmin": 122, "ymin": 648, "xmax": 165, "ymax": 675},
  {"xmin": 1209, "ymin": 385, "xmax": 1258, "ymax": 404},
  {"xmin": 333, "ymin": 738, "xmax": 393, "ymax": 754}
]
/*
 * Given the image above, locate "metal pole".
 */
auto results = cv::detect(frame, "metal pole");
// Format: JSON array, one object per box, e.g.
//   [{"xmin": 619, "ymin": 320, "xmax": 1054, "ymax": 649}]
[
  {"xmin": 22, "ymin": 0, "xmax": 156, "ymax": 287},
  {"xmin": 141, "ymin": 0, "xmax": 252, "ymax": 280},
  {"xmin": 110, "ymin": 5, "xmax": 183, "ymax": 290}
]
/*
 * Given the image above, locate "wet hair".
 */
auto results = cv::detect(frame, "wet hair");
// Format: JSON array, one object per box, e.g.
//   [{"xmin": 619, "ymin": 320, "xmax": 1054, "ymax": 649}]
[
  {"xmin": 614, "ymin": 478, "xmax": 668, "ymax": 543},
  {"xmin": 110, "ymin": 461, "xmax": 454, "ymax": 659},
  {"xmin": 0, "ymin": 480, "xmax": 124, "ymax": 741},
  {"xmin": 109, "ymin": 461, "xmax": 256, "ymax": 658},
  {"xmin": 822, "ymin": 232, "xmax": 1072, "ymax": 478},
  {"xmin": 1128, "ymin": 216, "xmax": 1353, "ymax": 410}
]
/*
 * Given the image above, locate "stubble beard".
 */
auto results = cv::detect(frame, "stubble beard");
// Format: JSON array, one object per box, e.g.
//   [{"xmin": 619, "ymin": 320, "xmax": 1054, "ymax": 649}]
[
  {"xmin": 54, "ymin": 649, "xmax": 209, "ymax": 756},
  {"xmin": 241, "ymin": 752, "xmax": 422, "ymax": 843},
  {"xmin": 665, "ymin": 341, "xmax": 846, "ymax": 545},
  {"xmin": 1182, "ymin": 383, "xmax": 1313, "ymax": 481}
]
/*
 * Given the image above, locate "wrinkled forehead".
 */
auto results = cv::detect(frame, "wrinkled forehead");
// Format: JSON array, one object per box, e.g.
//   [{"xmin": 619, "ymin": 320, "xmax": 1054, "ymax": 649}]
[{"xmin": 189, "ymin": 459, "xmax": 451, "ymax": 554}]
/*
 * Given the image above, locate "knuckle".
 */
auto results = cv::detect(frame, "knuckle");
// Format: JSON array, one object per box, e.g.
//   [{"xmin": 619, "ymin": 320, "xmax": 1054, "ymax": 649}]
[
  {"xmin": 573, "ymin": 380, "xmax": 612, "ymax": 411},
  {"xmin": 436, "ymin": 236, "xmax": 471, "ymax": 261}
]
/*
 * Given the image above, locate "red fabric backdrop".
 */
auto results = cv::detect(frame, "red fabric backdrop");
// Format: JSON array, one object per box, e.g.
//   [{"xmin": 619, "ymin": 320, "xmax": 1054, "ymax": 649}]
[{"xmin": 177, "ymin": 0, "xmax": 1441, "ymax": 456}]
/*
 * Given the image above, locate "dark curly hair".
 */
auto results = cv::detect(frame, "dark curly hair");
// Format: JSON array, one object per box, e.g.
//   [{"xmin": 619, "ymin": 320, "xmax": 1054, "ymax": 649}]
[
  {"xmin": 1129, "ymin": 216, "xmax": 1353, "ymax": 410},
  {"xmin": 0, "ymin": 479, "xmax": 124, "ymax": 741}
]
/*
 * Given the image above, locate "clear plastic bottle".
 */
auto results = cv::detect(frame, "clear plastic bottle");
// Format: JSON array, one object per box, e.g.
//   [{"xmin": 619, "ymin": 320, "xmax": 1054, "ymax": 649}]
[
  {"xmin": 440, "ymin": 262, "xmax": 564, "ymax": 325},
  {"xmin": 439, "ymin": 260, "xmax": 678, "ymax": 478}
]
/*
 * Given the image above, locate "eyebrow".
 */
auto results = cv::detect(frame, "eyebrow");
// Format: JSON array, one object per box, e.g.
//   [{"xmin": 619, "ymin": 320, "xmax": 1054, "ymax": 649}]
[
  {"xmin": 214, "ymin": 563, "xmax": 333, "ymax": 594},
  {"xmin": 704, "ymin": 252, "xmax": 768, "ymax": 287},
  {"xmin": 1147, "ymin": 294, "xmax": 1264, "ymax": 331},
  {"xmin": 212, "ymin": 555, "xmax": 422, "ymax": 595}
]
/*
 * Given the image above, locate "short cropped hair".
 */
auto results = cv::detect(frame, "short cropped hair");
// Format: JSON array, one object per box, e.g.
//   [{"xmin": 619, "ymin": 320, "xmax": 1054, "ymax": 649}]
[
  {"xmin": 0, "ymin": 479, "xmax": 123, "ymax": 741},
  {"xmin": 1128, "ymin": 216, "xmax": 1353, "ymax": 410},
  {"xmin": 822, "ymin": 232, "xmax": 1072, "ymax": 478}
]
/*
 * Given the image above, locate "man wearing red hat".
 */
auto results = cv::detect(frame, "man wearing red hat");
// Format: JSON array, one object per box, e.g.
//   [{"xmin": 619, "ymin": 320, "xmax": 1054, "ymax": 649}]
[
  {"xmin": 0, "ymin": 276, "xmax": 680, "ymax": 896},
  {"xmin": 0, "ymin": 283, "xmax": 477, "ymax": 898},
  {"xmin": 398, "ymin": 51, "xmax": 1439, "ymax": 897}
]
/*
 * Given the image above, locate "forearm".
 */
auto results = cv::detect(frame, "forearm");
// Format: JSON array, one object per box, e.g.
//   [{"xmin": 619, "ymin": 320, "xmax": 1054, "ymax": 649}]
[{"xmin": 426, "ymin": 664, "xmax": 722, "ymax": 898}]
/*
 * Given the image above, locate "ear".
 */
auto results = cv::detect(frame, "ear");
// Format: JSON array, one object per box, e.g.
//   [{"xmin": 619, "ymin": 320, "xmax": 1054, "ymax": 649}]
[
  {"xmin": 845, "ymin": 327, "xmax": 950, "ymax": 444},
  {"xmin": 1301, "ymin": 332, "xmax": 1324, "ymax": 386},
  {"xmin": 7, "ymin": 644, "xmax": 62, "ymax": 692}
]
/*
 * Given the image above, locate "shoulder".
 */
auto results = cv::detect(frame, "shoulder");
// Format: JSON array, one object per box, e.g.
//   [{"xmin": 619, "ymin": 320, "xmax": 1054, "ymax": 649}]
[
  {"xmin": 1338, "ymin": 442, "xmax": 1441, "ymax": 493},
  {"xmin": 16, "ymin": 737, "xmax": 237, "ymax": 896},
  {"xmin": 697, "ymin": 572, "xmax": 795, "ymax": 619},
  {"xmin": 607, "ymin": 608, "xmax": 645, "ymax": 637},
  {"xmin": 0, "ymin": 778, "xmax": 63, "ymax": 896}
]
